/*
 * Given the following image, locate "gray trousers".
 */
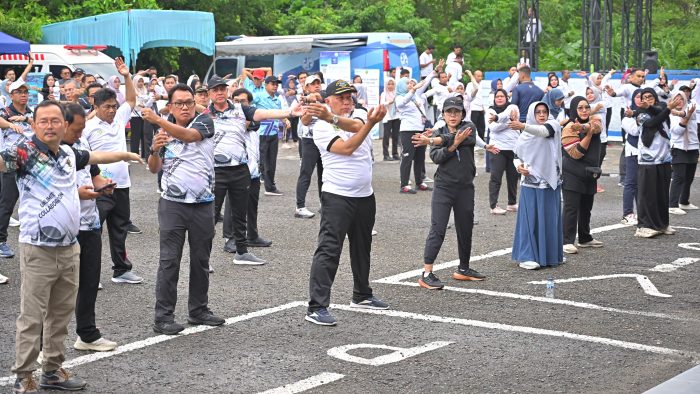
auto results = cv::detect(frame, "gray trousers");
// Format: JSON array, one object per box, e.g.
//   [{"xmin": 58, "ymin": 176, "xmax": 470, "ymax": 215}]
[{"xmin": 155, "ymin": 198, "xmax": 214, "ymax": 323}]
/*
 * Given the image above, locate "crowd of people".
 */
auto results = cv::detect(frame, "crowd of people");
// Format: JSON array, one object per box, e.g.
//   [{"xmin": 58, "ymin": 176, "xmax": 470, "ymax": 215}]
[{"xmin": 0, "ymin": 43, "xmax": 698, "ymax": 392}]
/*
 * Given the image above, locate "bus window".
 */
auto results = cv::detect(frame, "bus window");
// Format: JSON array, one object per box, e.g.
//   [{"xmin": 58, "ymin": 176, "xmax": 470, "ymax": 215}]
[
  {"xmin": 214, "ymin": 58, "xmax": 238, "ymax": 78},
  {"xmin": 244, "ymin": 55, "xmax": 274, "ymax": 70}
]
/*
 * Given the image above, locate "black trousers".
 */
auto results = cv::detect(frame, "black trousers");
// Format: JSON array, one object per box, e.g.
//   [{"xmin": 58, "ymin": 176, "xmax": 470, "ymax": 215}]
[
  {"xmin": 488, "ymin": 150, "xmax": 518, "ymax": 208},
  {"xmin": 76, "ymin": 229, "xmax": 102, "ymax": 343},
  {"xmin": 399, "ymin": 130, "xmax": 425, "ymax": 187},
  {"xmin": 214, "ymin": 165, "xmax": 250, "ymax": 254},
  {"xmin": 286, "ymin": 117, "xmax": 299, "ymax": 142},
  {"xmin": 470, "ymin": 110, "xmax": 486, "ymax": 140},
  {"xmin": 223, "ymin": 177, "xmax": 261, "ymax": 241},
  {"xmin": 296, "ymin": 138, "xmax": 323, "ymax": 209},
  {"xmin": 129, "ymin": 117, "xmax": 154, "ymax": 159},
  {"xmin": 0, "ymin": 172, "xmax": 18, "ymax": 243},
  {"xmin": 562, "ymin": 189, "xmax": 595, "ymax": 245},
  {"xmin": 308, "ymin": 192, "xmax": 375, "ymax": 312},
  {"xmin": 382, "ymin": 119, "xmax": 400, "ymax": 157},
  {"xmin": 259, "ymin": 135, "xmax": 279, "ymax": 192},
  {"xmin": 424, "ymin": 183, "xmax": 474, "ymax": 270},
  {"xmin": 637, "ymin": 164, "xmax": 671, "ymax": 230},
  {"xmin": 96, "ymin": 188, "xmax": 132, "ymax": 277},
  {"xmin": 669, "ymin": 149, "xmax": 699, "ymax": 207},
  {"xmin": 155, "ymin": 199, "xmax": 214, "ymax": 323}
]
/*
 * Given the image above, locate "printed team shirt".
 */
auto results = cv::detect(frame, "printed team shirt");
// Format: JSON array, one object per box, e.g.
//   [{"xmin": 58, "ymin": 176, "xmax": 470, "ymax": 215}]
[
  {"xmin": 73, "ymin": 138, "xmax": 101, "ymax": 231},
  {"xmin": 252, "ymin": 93, "xmax": 282, "ymax": 137},
  {"xmin": 245, "ymin": 127, "xmax": 261, "ymax": 179},
  {"xmin": 313, "ymin": 118, "xmax": 373, "ymax": 198},
  {"xmin": 209, "ymin": 100, "xmax": 257, "ymax": 167},
  {"xmin": 158, "ymin": 113, "xmax": 216, "ymax": 203},
  {"xmin": 0, "ymin": 135, "xmax": 89, "ymax": 246},
  {"xmin": 1, "ymin": 104, "xmax": 34, "ymax": 152},
  {"xmin": 83, "ymin": 102, "xmax": 132, "ymax": 188}
]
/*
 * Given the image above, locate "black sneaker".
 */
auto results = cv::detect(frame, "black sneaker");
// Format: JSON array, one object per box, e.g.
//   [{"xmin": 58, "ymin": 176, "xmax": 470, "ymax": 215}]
[
  {"xmin": 40, "ymin": 368, "xmax": 86, "ymax": 391},
  {"xmin": 126, "ymin": 223, "xmax": 142, "ymax": 234},
  {"xmin": 392, "ymin": 154, "xmax": 400, "ymax": 160},
  {"xmin": 187, "ymin": 312, "xmax": 224, "ymax": 326},
  {"xmin": 246, "ymin": 236, "xmax": 272, "ymax": 247},
  {"xmin": 350, "ymin": 296, "xmax": 389, "ymax": 310},
  {"xmin": 418, "ymin": 272, "xmax": 444, "ymax": 290},
  {"xmin": 305, "ymin": 308, "xmax": 337, "ymax": 326},
  {"xmin": 13, "ymin": 375, "xmax": 38, "ymax": 393},
  {"xmin": 223, "ymin": 238, "xmax": 236, "ymax": 253},
  {"xmin": 153, "ymin": 321, "xmax": 185, "ymax": 335},
  {"xmin": 452, "ymin": 267, "xmax": 485, "ymax": 281}
]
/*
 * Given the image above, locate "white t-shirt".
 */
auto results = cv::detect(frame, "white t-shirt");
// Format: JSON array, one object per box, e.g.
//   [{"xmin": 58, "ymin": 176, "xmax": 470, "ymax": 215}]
[
  {"xmin": 74, "ymin": 138, "xmax": 101, "ymax": 231},
  {"xmin": 445, "ymin": 61, "xmax": 462, "ymax": 87},
  {"xmin": 83, "ymin": 102, "xmax": 133, "ymax": 188},
  {"xmin": 419, "ymin": 51, "xmax": 433, "ymax": 78},
  {"xmin": 313, "ymin": 119, "xmax": 373, "ymax": 198},
  {"xmin": 559, "ymin": 79, "xmax": 575, "ymax": 107}
]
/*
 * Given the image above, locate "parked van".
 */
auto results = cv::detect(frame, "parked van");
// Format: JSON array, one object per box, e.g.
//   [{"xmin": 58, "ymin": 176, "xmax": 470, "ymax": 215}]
[
  {"xmin": 205, "ymin": 32, "xmax": 419, "ymax": 98},
  {"xmin": 0, "ymin": 44, "xmax": 118, "ymax": 81}
]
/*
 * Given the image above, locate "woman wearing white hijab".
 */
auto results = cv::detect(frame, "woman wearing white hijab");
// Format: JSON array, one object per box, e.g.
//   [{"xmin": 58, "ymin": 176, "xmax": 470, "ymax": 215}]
[
  {"xmin": 130, "ymin": 74, "xmax": 155, "ymax": 158},
  {"xmin": 508, "ymin": 101, "xmax": 563, "ymax": 270},
  {"xmin": 380, "ymin": 77, "xmax": 400, "ymax": 161}
]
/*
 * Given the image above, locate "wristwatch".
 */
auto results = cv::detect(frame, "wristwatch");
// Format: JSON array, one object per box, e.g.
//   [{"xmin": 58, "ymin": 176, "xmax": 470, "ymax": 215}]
[
  {"xmin": 429, "ymin": 137, "xmax": 435, "ymax": 146},
  {"xmin": 332, "ymin": 115, "xmax": 339, "ymax": 125}
]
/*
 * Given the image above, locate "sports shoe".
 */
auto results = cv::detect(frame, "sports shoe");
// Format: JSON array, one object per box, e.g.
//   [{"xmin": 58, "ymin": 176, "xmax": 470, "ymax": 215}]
[
  {"xmin": 187, "ymin": 312, "xmax": 225, "ymax": 326},
  {"xmin": 0, "ymin": 272, "xmax": 7, "ymax": 284},
  {"xmin": 264, "ymin": 189, "xmax": 283, "ymax": 196},
  {"xmin": 392, "ymin": 154, "xmax": 400, "ymax": 161},
  {"xmin": 662, "ymin": 226, "xmax": 677, "ymax": 235},
  {"xmin": 39, "ymin": 368, "xmax": 86, "ymax": 391},
  {"xmin": 423, "ymin": 176, "xmax": 434, "ymax": 183},
  {"xmin": 418, "ymin": 183, "xmax": 433, "ymax": 191},
  {"xmin": 400, "ymin": 186, "xmax": 417, "ymax": 194},
  {"xmin": 563, "ymin": 244, "xmax": 578, "ymax": 254},
  {"xmin": 13, "ymin": 375, "xmax": 38, "ymax": 393},
  {"xmin": 0, "ymin": 242, "xmax": 15, "ymax": 258},
  {"xmin": 452, "ymin": 267, "xmax": 485, "ymax": 281},
  {"xmin": 634, "ymin": 227, "xmax": 661, "ymax": 238},
  {"xmin": 668, "ymin": 207, "xmax": 687, "ymax": 215},
  {"xmin": 418, "ymin": 272, "xmax": 444, "ymax": 290},
  {"xmin": 208, "ymin": 264, "xmax": 214, "ymax": 273},
  {"xmin": 9, "ymin": 217, "xmax": 20, "ymax": 227},
  {"xmin": 577, "ymin": 239, "xmax": 603, "ymax": 248},
  {"xmin": 519, "ymin": 261, "xmax": 540, "ymax": 270},
  {"xmin": 491, "ymin": 206, "xmax": 507, "ymax": 215},
  {"xmin": 350, "ymin": 296, "xmax": 389, "ymax": 310},
  {"xmin": 383, "ymin": 155, "xmax": 394, "ymax": 161},
  {"xmin": 98, "ymin": 282, "xmax": 103, "ymax": 290},
  {"xmin": 506, "ymin": 204, "xmax": 518, "ymax": 212},
  {"xmin": 126, "ymin": 223, "xmax": 142, "ymax": 234},
  {"xmin": 621, "ymin": 213, "xmax": 637, "ymax": 225},
  {"xmin": 371, "ymin": 229, "xmax": 378, "ymax": 236},
  {"xmin": 111, "ymin": 271, "xmax": 143, "ymax": 284},
  {"xmin": 223, "ymin": 238, "xmax": 236, "ymax": 253},
  {"xmin": 295, "ymin": 207, "xmax": 315, "ymax": 219},
  {"xmin": 153, "ymin": 321, "xmax": 185, "ymax": 335},
  {"xmin": 74, "ymin": 337, "xmax": 117, "ymax": 352},
  {"xmin": 233, "ymin": 252, "xmax": 266, "ymax": 265},
  {"xmin": 305, "ymin": 308, "xmax": 337, "ymax": 326},
  {"xmin": 679, "ymin": 203, "xmax": 699, "ymax": 210},
  {"xmin": 246, "ymin": 237, "xmax": 272, "ymax": 247}
]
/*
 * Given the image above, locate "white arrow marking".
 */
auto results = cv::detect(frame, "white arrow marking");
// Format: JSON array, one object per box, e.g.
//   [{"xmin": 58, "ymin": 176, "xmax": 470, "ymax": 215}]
[
  {"xmin": 326, "ymin": 342, "xmax": 452, "ymax": 366},
  {"xmin": 678, "ymin": 243, "xmax": 700, "ymax": 251},
  {"xmin": 529, "ymin": 274, "xmax": 671, "ymax": 298},
  {"xmin": 257, "ymin": 372, "xmax": 345, "ymax": 394},
  {"xmin": 649, "ymin": 258, "xmax": 700, "ymax": 273}
]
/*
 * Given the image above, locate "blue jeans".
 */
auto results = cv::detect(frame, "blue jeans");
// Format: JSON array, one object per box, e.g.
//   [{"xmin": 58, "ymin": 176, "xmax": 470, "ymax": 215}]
[{"xmin": 622, "ymin": 156, "xmax": 638, "ymax": 216}]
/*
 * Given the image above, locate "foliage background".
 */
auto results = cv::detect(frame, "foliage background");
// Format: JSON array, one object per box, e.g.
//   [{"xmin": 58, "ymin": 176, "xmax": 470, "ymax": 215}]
[{"xmin": 0, "ymin": 0, "xmax": 698, "ymax": 78}]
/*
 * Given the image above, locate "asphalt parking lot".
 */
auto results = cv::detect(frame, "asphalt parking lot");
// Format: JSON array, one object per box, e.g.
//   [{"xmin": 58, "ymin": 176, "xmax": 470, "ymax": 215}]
[{"xmin": 1, "ymin": 142, "xmax": 698, "ymax": 393}]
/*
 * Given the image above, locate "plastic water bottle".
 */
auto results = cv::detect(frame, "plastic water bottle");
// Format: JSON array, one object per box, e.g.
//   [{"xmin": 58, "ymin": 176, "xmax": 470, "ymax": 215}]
[{"xmin": 545, "ymin": 276, "xmax": 555, "ymax": 299}]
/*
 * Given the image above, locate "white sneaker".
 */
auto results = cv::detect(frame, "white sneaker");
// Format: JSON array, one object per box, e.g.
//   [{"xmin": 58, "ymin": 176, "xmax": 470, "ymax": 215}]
[
  {"xmin": 491, "ymin": 206, "xmax": 507, "ymax": 215},
  {"xmin": 74, "ymin": 337, "xmax": 118, "ymax": 352},
  {"xmin": 679, "ymin": 203, "xmax": 699, "ymax": 210},
  {"xmin": 563, "ymin": 244, "xmax": 578, "ymax": 254},
  {"xmin": 98, "ymin": 282, "xmax": 103, "ymax": 290},
  {"xmin": 294, "ymin": 207, "xmax": 315, "ymax": 219},
  {"xmin": 621, "ymin": 214, "xmax": 637, "ymax": 225},
  {"xmin": 506, "ymin": 204, "xmax": 518, "ymax": 212},
  {"xmin": 577, "ymin": 239, "xmax": 603, "ymax": 248},
  {"xmin": 519, "ymin": 261, "xmax": 540, "ymax": 270},
  {"xmin": 371, "ymin": 229, "xmax": 378, "ymax": 236},
  {"xmin": 9, "ymin": 217, "xmax": 19, "ymax": 227},
  {"xmin": 423, "ymin": 176, "xmax": 434, "ymax": 183},
  {"xmin": 0, "ymin": 272, "xmax": 7, "ymax": 284},
  {"xmin": 669, "ymin": 207, "xmax": 687, "ymax": 215},
  {"xmin": 634, "ymin": 227, "xmax": 661, "ymax": 238},
  {"xmin": 662, "ymin": 226, "xmax": 677, "ymax": 235}
]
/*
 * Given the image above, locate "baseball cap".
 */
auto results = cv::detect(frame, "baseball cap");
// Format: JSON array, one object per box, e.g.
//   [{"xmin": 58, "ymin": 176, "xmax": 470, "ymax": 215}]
[
  {"xmin": 207, "ymin": 75, "xmax": 227, "ymax": 90},
  {"xmin": 73, "ymin": 68, "xmax": 85, "ymax": 75},
  {"xmin": 195, "ymin": 86, "xmax": 208, "ymax": 93},
  {"xmin": 442, "ymin": 97, "xmax": 464, "ymax": 112},
  {"xmin": 8, "ymin": 79, "xmax": 29, "ymax": 93},
  {"xmin": 264, "ymin": 76, "xmax": 281, "ymax": 84},
  {"xmin": 325, "ymin": 79, "xmax": 357, "ymax": 96},
  {"xmin": 252, "ymin": 69, "xmax": 266, "ymax": 79},
  {"xmin": 304, "ymin": 75, "xmax": 321, "ymax": 87}
]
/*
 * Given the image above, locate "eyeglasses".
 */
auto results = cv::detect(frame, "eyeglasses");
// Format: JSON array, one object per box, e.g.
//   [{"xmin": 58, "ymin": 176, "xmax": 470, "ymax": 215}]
[
  {"xmin": 535, "ymin": 110, "xmax": 549, "ymax": 115},
  {"xmin": 12, "ymin": 90, "xmax": 29, "ymax": 95},
  {"xmin": 444, "ymin": 109, "xmax": 463, "ymax": 116},
  {"xmin": 36, "ymin": 119, "xmax": 63, "ymax": 127},
  {"xmin": 172, "ymin": 100, "xmax": 195, "ymax": 109}
]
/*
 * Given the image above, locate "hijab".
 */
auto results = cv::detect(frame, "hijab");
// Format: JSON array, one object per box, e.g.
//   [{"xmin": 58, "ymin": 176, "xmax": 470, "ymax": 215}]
[
  {"xmin": 515, "ymin": 101, "xmax": 562, "ymax": 189},
  {"xmin": 490, "ymin": 88, "xmax": 510, "ymax": 114},
  {"xmin": 396, "ymin": 77, "xmax": 410, "ymax": 96},
  {"xmin": 630, "ymin": 89, "xmax": 643, "ymax": 111},
  {"xmin": 638, "ymin": 87, "xmax": 670, "ymax": 145},
  {"xmin": 133, "ymin": 75, "xmax": 149, "ymax": 96},
  {"xmin": 383, "ymin": 77, "xmax": 396, "ymax": 103},
  {"xmin": 542, "ymin": 88, "xmax": 565, "ymax": 118},
  {"xmin": 490, "ymin": 79, "xmax": 502, "ymax": 94},
  {"xmin": 107, "ymin": 76, "xmax": 125, "ymax": 104},
  {"xmin": 568, "ymin": 96, "xmax": 590, "ymax": 124}
]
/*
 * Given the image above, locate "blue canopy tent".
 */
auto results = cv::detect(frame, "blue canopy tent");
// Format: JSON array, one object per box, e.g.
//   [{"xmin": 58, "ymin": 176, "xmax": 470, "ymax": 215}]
[
  {"xmin": 0, "ymin": 32, "xmax": 30, "ymax": 54},
  {"xmin": 41, "ymin": 9, "xmax": 215, "ymax": 66}
]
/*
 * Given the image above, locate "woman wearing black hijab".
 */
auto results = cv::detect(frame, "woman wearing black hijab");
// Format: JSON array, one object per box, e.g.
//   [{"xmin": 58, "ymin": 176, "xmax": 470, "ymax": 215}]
[
  {"xmin": 485, "ymin": 88, "xmax": 519, "ymax": 214},
  {"xmin": 560, "ymin": 96, "xmax": 603, "ymax": 254}
]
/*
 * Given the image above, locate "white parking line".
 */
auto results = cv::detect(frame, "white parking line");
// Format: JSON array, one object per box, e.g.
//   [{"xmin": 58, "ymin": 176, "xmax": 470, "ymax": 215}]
[
  {"xmin": 257, "ymin": 372, "xmax": 345, "ymax": 394},
  {"xmin": 528, "ymin": 274, "xmax": 672, "ymax": 298}
]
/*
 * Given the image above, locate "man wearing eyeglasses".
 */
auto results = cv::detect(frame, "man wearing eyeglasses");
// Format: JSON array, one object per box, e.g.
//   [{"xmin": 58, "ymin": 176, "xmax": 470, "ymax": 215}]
[{"xmin": 82, "ymin": 58, "xmax": 144, "ymax": 285}]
